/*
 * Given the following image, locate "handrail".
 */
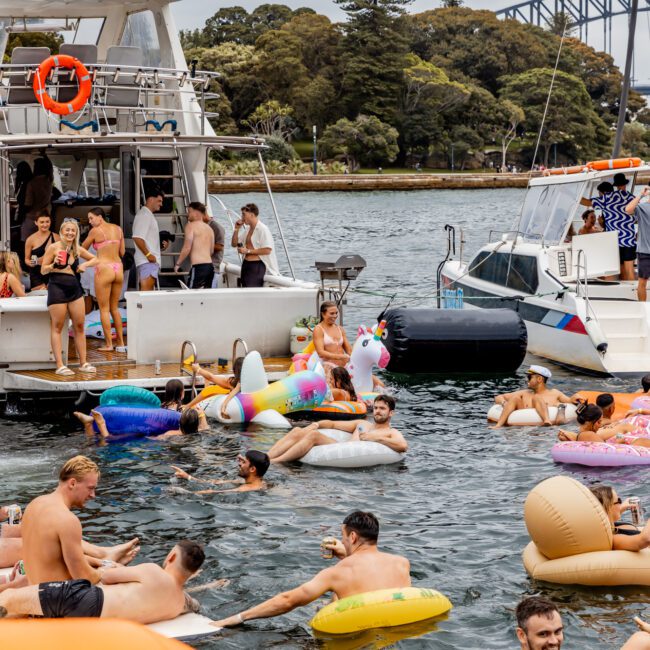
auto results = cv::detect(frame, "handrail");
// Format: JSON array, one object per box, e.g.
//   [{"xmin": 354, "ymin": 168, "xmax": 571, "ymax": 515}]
[
  {"xmin": 180, "ymin": 340, "xmax": 198, "ymax": 399},
  {"xmin": 232, "ymin": 338, "xmax": 249, "ymax": 367},
  {"xmin": 436, "ymin": 224, "xmax": 456, "ymax": 308}
]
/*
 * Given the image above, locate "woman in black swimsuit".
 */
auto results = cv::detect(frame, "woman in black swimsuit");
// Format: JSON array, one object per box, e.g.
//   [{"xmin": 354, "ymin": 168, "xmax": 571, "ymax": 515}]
[
  {"xmin": 590, "ymin": 485, "xmax": 650, "ymax": 549},
  {"xmin": 41, "ymin": 219, "xmax": 98, "ymax": 376},
  {"xmin": 24, "ymin": 211, "xmax": 59, "ymax": 290}
]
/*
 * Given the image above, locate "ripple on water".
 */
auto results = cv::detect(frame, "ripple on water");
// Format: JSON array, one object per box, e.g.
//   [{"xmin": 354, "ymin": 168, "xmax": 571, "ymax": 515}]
[{"xmin": 1, "ymin": 190, "xmax": 647, "ymax": 648}]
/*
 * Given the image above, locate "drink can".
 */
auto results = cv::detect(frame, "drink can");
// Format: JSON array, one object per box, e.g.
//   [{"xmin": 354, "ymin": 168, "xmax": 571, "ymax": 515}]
[
  {"xmin": 320, "ymin": 536, "xmax": 336, "ymax": 559},
  {"xmin": 630, "ymin": 497, "xmax": 644, "ymax": 526},
  {"xmin": 30, "ymin": 255, "xmax": 38, "ymax": 266},
  {"xmin": 17, "ymin": 560, "xmax": 25, "ymax": 575},
  {"xmin": 7, "ymin": 504, "xmax": 21, "ymax": 525},
  {"xmin": 154, "ymin": 360, "xmax": 161, "ymax": 375}
]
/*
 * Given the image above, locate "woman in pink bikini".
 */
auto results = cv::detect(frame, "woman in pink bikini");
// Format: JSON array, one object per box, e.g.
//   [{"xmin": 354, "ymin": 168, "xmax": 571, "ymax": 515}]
[
  {"xmin": 82, "ymin": 208, "xmax": 125, "ymax": 352},
  {"xmin": 312, "ymin": 301, "xmax": 352, "ymax": 379}
]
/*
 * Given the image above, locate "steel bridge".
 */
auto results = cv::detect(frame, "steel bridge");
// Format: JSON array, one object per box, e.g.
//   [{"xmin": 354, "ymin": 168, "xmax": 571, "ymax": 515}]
[{"xmin": 495, "ymin": 1, "xmax": 650, "ymax": 53}]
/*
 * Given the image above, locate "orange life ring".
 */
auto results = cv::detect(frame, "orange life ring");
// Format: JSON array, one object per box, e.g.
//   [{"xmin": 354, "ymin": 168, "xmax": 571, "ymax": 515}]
[
  {"xmin": 586, "ymin": 157, "xmax": 642, "ymax": 171},
  {"xmin": 33, "ymin": 54, "xmax": 92, "ymax": 115},
  {"xmin": 547, "ymin": 165, "xmax": 588, "ymax": 176}
]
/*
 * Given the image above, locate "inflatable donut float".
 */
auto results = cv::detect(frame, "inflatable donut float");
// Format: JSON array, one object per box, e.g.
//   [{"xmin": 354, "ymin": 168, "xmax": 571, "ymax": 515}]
[{"xmin": 487, "ymin": 403, "xmax": 577, "ymax": 426}]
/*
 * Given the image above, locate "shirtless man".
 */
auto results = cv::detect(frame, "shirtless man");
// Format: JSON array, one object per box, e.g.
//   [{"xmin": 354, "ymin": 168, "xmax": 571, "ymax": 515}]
[
  {"xmin": 213, "ymin": 511, "xmax": 410, "ymax": 628},
  {"xmin": 268, "ymin": 394, "xmax": 406, "ymax": 464},
  {"xmin": 21, "ymin": 455, "xmax": 139, "ymax": 585},
  {"xmin": 0, "ymin": 540, "xmax": 205, "ymax": 624},
  {"xmin": 174, "ymin": 202, "xmax": 215, "ymax": 289},
  {"xmin": 490, "ymin": 365, "xmax": 576, "ymax": 428},
  {"xmin": 171, "ymin": 450, "xmax": 269, "ymax": 493},
  {"xmin": 0, "ymin": 505, "xmax": 22, "ymax": 569}
]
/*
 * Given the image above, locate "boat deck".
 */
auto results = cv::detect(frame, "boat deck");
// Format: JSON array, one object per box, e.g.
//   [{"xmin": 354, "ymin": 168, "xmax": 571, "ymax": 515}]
[{"xmin": 4, "ymin": 339, "xmax": 292, "ymax": 393}]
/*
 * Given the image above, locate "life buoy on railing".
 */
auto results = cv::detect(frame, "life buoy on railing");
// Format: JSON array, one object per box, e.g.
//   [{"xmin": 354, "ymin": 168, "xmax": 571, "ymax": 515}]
[
  {"xmin": 32, "ymin": 54, "xmax": 92, "ymax": 116},
  {"xmin": 586, "ymin": 157, "xmax": 642, "ymax": 171},
  {"xmin": 546, "ymin": 165, "xmax": 588, "ymax": 176}
]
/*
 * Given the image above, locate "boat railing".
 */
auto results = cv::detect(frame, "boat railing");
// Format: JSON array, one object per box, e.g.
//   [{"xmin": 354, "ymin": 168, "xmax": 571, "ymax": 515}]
[
  {"xmin": 436, "ymin": 224, "xmax": 457, "ymax": 308},
  {"xmin": 0, "ymin": 62, "xmax": 221, "ymax": 136},
  {"xmin": 575, "ymin": 248, "xmax": 598, "ymax": 320},
  {"xmin": 488, "ymin": 230, "xmax": 541, "ymax": 244}
]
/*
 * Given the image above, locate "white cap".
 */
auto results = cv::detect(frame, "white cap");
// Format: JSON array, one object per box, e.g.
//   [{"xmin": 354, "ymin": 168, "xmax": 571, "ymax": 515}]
[{"xmin": 526, "ymin": 365, "xmax": 552, "ymax": 379}]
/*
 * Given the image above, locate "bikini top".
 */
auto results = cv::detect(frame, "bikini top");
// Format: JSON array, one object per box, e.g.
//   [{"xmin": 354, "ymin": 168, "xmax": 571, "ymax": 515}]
[
  {"xmin": 322, "ymin": 325, "xmax": 343, "ymax": 347},
  {"xmin": 31, "ymin": 232, "xmax": 54, "ymax": 257},
  {"xmin": 0, "ymin": 273, "xmax": 12, "ymax": 298},
  {"xmin": 93, "ymin": 226, "xmax": 122, "ymax": 250}
]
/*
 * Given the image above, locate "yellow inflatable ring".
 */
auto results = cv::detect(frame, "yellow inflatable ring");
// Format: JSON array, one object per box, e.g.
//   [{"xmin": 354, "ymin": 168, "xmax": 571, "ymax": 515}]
[
  {"xmin": 310, "ymin": 587, "xmax": 452, "ymax": 634},
  {"xmin": 196, "ymin": 384, "xmax": 229, "ymax": 402}
]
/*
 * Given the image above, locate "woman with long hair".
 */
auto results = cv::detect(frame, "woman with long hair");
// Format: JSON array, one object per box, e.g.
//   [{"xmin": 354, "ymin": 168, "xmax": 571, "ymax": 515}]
[
  {"xmin": 0, "ymin": 252, "xmax": 26, "ymax": 298},
  {"xmin": 161, "ymin": 379, "xmax": 185, "ymax": 411},
  {"xmin": 312, "ymin": 301, "xmax": 351, "ymax": 380},
  {"xmin": 330, "ymin": 366, "xmax": 357, "ymax": 402},
  {"xmin": 24, "ymin": 211, "xmax": 59, "ymax": 290},
  {"xmin": 41, "ymin": 219, "xmax": 98, "ymax": 376},
  {"xmin": 82, "ymin": 207, "xmax": 125, "ymax": 352}
]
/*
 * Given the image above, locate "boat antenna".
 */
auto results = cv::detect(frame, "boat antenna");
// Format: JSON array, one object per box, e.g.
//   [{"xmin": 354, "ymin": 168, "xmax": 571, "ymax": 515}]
[{"xmin": 612, "ymin": 0, "xmax": 639, "ymax": 157}]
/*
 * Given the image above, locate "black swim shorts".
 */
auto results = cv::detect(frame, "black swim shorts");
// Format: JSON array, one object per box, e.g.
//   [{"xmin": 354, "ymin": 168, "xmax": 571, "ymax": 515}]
[
  {"xmin": 639, "ymin": 253, "xmax": 650, "ymax": 280},
  {"xmin": 189, "ymin": 262, "xmax": 215, "ymax": 289},
  {"xmin": 38, "ymin": 579, "xmax": 104, "ymax": 618},
  {"xmin": 619, "ymin": 245, "xmax": 637, "ymax": 263}
]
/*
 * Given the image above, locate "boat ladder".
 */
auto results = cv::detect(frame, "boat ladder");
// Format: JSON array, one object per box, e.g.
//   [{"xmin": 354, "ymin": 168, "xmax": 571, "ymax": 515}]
[{"xmin": 180, "ymin": 340, "xmax": 199, "ymax": 398}]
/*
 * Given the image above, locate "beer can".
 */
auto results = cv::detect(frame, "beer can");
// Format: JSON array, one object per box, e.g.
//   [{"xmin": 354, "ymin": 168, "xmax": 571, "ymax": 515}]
[
  {"xmin": 320, "ymin": 536, "xmax": 336, "ymax": 559},
  {"xmin": 7, "ymin": 504, "xmax": 21, "ymax": 525},
  {"xmin": 17, "ymin": 560, "xmax": 25, "ymax": 575},
  {"xmin": 154, "ymin": 360, "xmax": 161, "ymax": 375},
  {"xmin": 30, "ymin": 255, "xmax": 38, "ymax": 266},
  {"xmin": 630, "ymin": 497, "xmax": 644, "ymax": 526}
]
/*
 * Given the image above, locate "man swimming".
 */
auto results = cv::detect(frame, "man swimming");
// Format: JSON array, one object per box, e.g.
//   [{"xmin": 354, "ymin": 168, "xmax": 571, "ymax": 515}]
[
  {"xmin": 268, "ymin": 394, "xmax": 406, "ymax": 464},
  {"xmin": 0, "ymin": 540, "xmax": 205, "ymax": 624},
  {"xmin": 21, "ymin": 455, "xmax": 139, "ymax": 585},
  {"xmin": 171, "ymin": 450, "xmax": 270, "ymax": 493},
  {"xmin": 490, "ymin": 365, "xmax": 577, "ymax": 428},
  {"xmin": 212, "ymin": 511, "xmax": 410, "ymax": 628}
]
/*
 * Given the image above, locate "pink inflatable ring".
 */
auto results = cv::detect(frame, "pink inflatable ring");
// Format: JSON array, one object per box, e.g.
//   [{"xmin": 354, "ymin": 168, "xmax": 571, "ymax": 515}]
[{"xmin": 551, "ymin": 441, "xmax": 650, "ymax": 467}]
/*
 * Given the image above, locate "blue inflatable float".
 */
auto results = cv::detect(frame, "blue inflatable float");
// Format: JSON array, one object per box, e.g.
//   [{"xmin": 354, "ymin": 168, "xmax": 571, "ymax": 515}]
[{"xmin": 100, "ymin": 385, "xmax": 161, "ymax": 409}]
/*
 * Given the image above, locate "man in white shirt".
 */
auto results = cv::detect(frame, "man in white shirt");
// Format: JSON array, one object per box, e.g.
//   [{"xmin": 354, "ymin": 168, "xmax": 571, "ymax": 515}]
[
  {"xmin": 230, "ymin": 203, "xmax": 279, "ymax": 287},
  {"xmin": 132, "ymin": 189, "xmax": 164, "ymax": 291}
]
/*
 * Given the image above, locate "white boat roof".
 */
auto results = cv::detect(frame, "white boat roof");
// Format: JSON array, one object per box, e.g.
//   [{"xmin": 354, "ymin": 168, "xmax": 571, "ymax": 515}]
[
  {"xmin": 0, "ymin": 1, "xmax": 177, "ymax": 18},
  {"xmin": 529, "ymin": 163, "xmax": 650, "ymax": 186}
]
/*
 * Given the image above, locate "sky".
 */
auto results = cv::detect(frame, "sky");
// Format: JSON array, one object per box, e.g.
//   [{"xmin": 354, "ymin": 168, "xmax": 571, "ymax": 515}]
[{"xmin": 170, "ymin": 0, "xmax": 650, "ymax": 84}]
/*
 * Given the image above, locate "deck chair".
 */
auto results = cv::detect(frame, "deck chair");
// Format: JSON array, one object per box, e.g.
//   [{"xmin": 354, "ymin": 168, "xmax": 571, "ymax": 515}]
[
  {"xmin": 101, "ymin": 46, "xmax": 144, "ymax": 132},
  {"xmin": 58, "ymin": 44, "xmax": 98, "ymax": 103}
]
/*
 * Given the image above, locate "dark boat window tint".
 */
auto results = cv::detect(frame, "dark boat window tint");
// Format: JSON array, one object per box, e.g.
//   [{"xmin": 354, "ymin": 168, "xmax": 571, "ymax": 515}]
[{"xmin": 469, "ymin": 252, "xmax": 538, "ymax": 294}]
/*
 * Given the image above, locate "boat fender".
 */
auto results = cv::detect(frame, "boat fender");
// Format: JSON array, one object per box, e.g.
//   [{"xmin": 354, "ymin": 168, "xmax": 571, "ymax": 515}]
[{"xmin": 584, "ymin": 318, "xmax": 608, "ymax": 354}]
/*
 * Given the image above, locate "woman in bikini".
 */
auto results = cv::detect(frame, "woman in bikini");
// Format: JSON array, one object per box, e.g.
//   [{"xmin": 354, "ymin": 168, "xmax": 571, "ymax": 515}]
[
  {"xmin": 82, "ymin": 208, "xmax": 125, "ymax": 352},
  {"xmin": 41, "ymin": 219, "xmax": 98, "ymax": 376},
  {"xmin": 0, "ymin": 252, "xmax": 26, "ymax": 298},
  {"xmin": 330, "ymin": 366, "xmax": 358, "ymax": 402},
  {"xmin": 313, "ymin": 301, "xmax": 352, "ymax": 380},
  {"xmin": 24, "ymin": 210, "xmax": 59, "ymax": 291}
]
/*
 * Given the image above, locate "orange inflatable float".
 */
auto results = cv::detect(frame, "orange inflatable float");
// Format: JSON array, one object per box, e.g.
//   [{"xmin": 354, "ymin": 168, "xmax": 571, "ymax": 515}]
[
  {"xmin": 1, "ymin": 619, "xmax": 191, "ymax": 649},
  {"xmin": 33, "ymin": 54, "xmax": 92, "ymax": 115},
  {"xmin": 575, "ymin": 391, "xmax": 639, "ymax": 420}
]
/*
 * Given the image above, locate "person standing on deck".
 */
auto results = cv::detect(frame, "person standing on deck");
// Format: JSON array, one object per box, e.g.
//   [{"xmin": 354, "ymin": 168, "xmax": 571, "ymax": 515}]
[
  {"xmin": 626, "ymin": 186, "xmax": 650, "ymax": 302},
  {"xmin": 132, "ymin": 188, "xmax": 164, "ymax": 291},
  {"xmin": 202, "ymin": 206, "xmax": 225, "ymax": 287},
  {"xmin": 231, "ymin": 203, "xmax": 279, "ymax": 287},
  {"xmin": 173, "ymin": 202, "xmax": 215, "ymax": 289}
]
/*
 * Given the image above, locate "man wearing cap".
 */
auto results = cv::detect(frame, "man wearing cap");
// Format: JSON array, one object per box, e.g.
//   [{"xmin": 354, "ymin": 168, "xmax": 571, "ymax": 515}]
[
  {"xmin": 626, "ymin": 186, "xmax": 650, "ymax": 302},
  {"xmin": 170, "ymin": 450, "xmax": 269, "ymax": 493},
  {"xmin": 490, "ymin": 365, "xmax": 577, "ymax": 428},
  {"xmin": 582, "ymin": 174, "xmax": 636, "ymax": 280}
]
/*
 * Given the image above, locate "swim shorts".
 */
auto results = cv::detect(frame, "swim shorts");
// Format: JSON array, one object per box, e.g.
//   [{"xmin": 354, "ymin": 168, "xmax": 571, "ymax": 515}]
[
  {"xmin": 619, "ymin": 245, "xmax": 636, "ymax": 263},
  {"xmin": 38, "ymin": 579, "xmax": 104, "ymax": 618},
  {"xmin": 189, "ymin": 263, "xmax": 214, "ymax": 289},
  {"xmin": 638, "ymin": 253, "xmax": 650, "ymax": 279},
  {"xmin": 240, "ymin": 260, "xmax": 266, "ymax": 288},
  {"xmin": 137, "ymin": 262, "xmax": 160, "ymax": 282}
]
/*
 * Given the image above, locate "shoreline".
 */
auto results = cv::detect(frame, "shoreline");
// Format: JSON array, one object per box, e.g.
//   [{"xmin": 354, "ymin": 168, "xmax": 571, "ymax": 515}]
[{"xmin": 208, "ymin": 172, "xmax": 650, "ymax": 193}]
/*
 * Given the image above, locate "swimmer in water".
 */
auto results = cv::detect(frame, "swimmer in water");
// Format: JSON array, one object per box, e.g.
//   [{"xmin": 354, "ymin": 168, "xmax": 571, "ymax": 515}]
[
  {"xmin": 491, "ymin": 365, "xmax": 578, "ymax": 428},
  {"xmin": 212, "ymin": 511, "xmax": 410, "ymax": 628},
  {"xmin": 170, "ymin": 450, "xmax": 269, "ymax": 493},
  {"xmin": 184, "ymin": 357, "xmax": 244, "ymax": 419},
  {"xmin": 515, "ymin": 596, "xmax": 564, "ymax": 650},
  {"xmin": 267, "ymin": 395, "xmax": 406, "ymax": 464},
  {"xmin": 74, "ymin": 408, "xmax": 202, "ymax": 440}
]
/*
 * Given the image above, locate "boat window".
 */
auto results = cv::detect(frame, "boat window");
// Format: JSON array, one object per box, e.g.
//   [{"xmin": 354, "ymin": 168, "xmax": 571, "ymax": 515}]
[
  {"xmin": 469, "ymin": 252, "xmax": 539, "ymax": 294},
  {"xmin": 518, "ymin": 186, "xmax": 543, "ymax": 239},
  {"xmin": 0, "ymin": 19, "xmax": 9, "ymax": 61},
  {"xmin": 64, "ymin": 18, "xmax": 105, "ymax": 46},
  {"xmin": 121, "ymin": 11, "xmax": 160, "ymax": 68},
  {"xmin": 542, "ymin": 182, "xmax": 583, "ymax": 245},
  {"xmin": 103, "ymin": 158, "xmax": 121, "ymax": 199}
]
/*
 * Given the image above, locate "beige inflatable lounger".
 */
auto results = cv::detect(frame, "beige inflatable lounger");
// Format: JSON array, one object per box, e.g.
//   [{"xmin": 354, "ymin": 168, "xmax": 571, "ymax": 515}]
[{"xmin": 0, "ymin": 568, "xmax": 220, "ymax": 641}]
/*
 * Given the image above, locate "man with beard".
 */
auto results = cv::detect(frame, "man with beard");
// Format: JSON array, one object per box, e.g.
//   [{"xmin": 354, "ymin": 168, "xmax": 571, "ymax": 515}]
[
  {"xmin": 170, "ymin": 450, "xmax": 269, "ymax": 493},
  {"xmin": 212, "ymin": 511, "xmax": 410, "ymax": 628},
  {"xmin": 515, "ymin": 597, "xmax": 563, "ymax": 650},
  {"xmin": 267, "ymin": 394, "xmax": 406, "ymax": 464}
]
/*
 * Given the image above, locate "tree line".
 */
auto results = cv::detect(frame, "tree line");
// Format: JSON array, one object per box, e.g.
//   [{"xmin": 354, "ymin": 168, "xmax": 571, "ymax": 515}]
[{"xmin": 181, "ymin": 1, "xmax": 650, "ymax": 170}]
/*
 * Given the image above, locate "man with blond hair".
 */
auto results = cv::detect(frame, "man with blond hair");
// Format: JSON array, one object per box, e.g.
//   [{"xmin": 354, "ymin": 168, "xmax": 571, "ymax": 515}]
[{"xmin": 21, "ymin": 455, "xmax": 139, "ymax": 585}]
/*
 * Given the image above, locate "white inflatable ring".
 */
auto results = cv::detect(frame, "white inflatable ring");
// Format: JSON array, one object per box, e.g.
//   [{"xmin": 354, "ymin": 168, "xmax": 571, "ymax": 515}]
[
  {"xmin": 299, "ymin": 428, "xmax": 405, "ymax": 468},
  {"xmin": 487, "ymin": 403, "xmax": 577, "ymax": 426}
]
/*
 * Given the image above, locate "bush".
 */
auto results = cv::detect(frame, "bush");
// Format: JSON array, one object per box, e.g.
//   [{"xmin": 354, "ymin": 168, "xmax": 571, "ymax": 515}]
[{"xmin": 261, "ymin": 135, "xmax": 299, "ymax": 163}]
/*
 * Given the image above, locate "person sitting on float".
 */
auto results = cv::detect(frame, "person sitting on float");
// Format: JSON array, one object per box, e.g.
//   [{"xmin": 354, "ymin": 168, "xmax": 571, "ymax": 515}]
[
  {"xmin": 589, "ymin": 485, "xmax": 650, "ymax": 549},
  {"xmin": 596, "ymin": 393, "xmax": 617, "ymax": 425},
  {"xmin": 329, "ymin": 366, "xmax": 358, "ymax": 402},
  {"xmin": 313, "ymin": 301, "xmax": 352, "ymax": 380},
  {"xmin": 491, "ymin": 365, "xmax": 577, "ymax": 428},
  {"xmin": 75, "ymin": 407, "xmax": 202, "ymax": 441},
  {"xmin": 635, "ymin": 375, "xmax": 650, "ymax": 395},
  {"xmin": 0, "ymin": 251, "xmax": 26, "ymax": 298},
  {"xmin": 185, "ymin": 357, "xmax": 244, "ymax": 417},
  {"xmin": 557, "ymin": 403, "xmax": 650, "ymax": 447}
]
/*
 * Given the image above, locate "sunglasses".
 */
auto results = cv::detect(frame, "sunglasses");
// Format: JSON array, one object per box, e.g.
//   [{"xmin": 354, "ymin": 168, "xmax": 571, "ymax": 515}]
[{"xmin": 63, "ymin": 217, "xmax": 79, "ymax": 224}]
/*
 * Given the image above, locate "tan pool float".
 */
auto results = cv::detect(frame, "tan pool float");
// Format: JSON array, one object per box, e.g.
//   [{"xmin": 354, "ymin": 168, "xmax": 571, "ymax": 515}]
[{"xmin": 522, "ymin": 475, "xmax": 650, "ymax": 586}]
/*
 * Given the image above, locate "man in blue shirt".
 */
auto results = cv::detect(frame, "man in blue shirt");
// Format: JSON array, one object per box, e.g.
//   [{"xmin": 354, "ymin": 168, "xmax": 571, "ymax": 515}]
[{"xmin": 626, "ymin": 185, "xmax": 650, "ymax": 301}]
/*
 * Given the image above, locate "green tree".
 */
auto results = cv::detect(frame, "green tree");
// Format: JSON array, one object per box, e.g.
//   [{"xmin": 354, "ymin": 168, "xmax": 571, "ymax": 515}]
[
  {"xmin": 203, "ymin": 6, "xmax": 253, "ymax": 45},
  {"xmin": 441, "ymin": 0, "xmax": 463, "ymax": 5},
  {"xmin": 281, "ymin": 13, "xmax": 340, "ymax": 78},
  {"xmin": 248, "ymin": 4, "xmax": 296, "ymax": 40},
  {"xmin": 547, "ymin": 12, "xmax": 575, "ymax": 37},
  {"xmin": 320, "ymin": 115, "xmax": 399, "ymax": 170},
  {"xmin": 621, "ymin": 122, "xmax": 650, "ymax": 158},
  {"xmin": 243, "ymin": 100, "xmax": 296, "ymax": 139},
  {"xmin": 4, "ymin": 31, "xmax": 63, "ymax": 62},
  {"xmin": 500, "ymin": 67, "xmax": 610, "ymax": 165}
]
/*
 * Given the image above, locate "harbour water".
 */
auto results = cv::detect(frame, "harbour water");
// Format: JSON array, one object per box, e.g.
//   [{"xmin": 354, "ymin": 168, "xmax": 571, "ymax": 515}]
[{"xmin": 2, "ymin": 189, "xmax": 648, "ymax": 648}]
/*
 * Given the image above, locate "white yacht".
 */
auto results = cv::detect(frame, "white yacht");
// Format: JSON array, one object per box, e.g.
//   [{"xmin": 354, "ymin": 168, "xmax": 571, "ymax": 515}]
[
  {"xmin": 440, "ymin": 160, "xmax": 650, "ymax": 375},
  {"xmin": 0, "ymin": 1, "xmax": 326, "ymax": 406}
]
